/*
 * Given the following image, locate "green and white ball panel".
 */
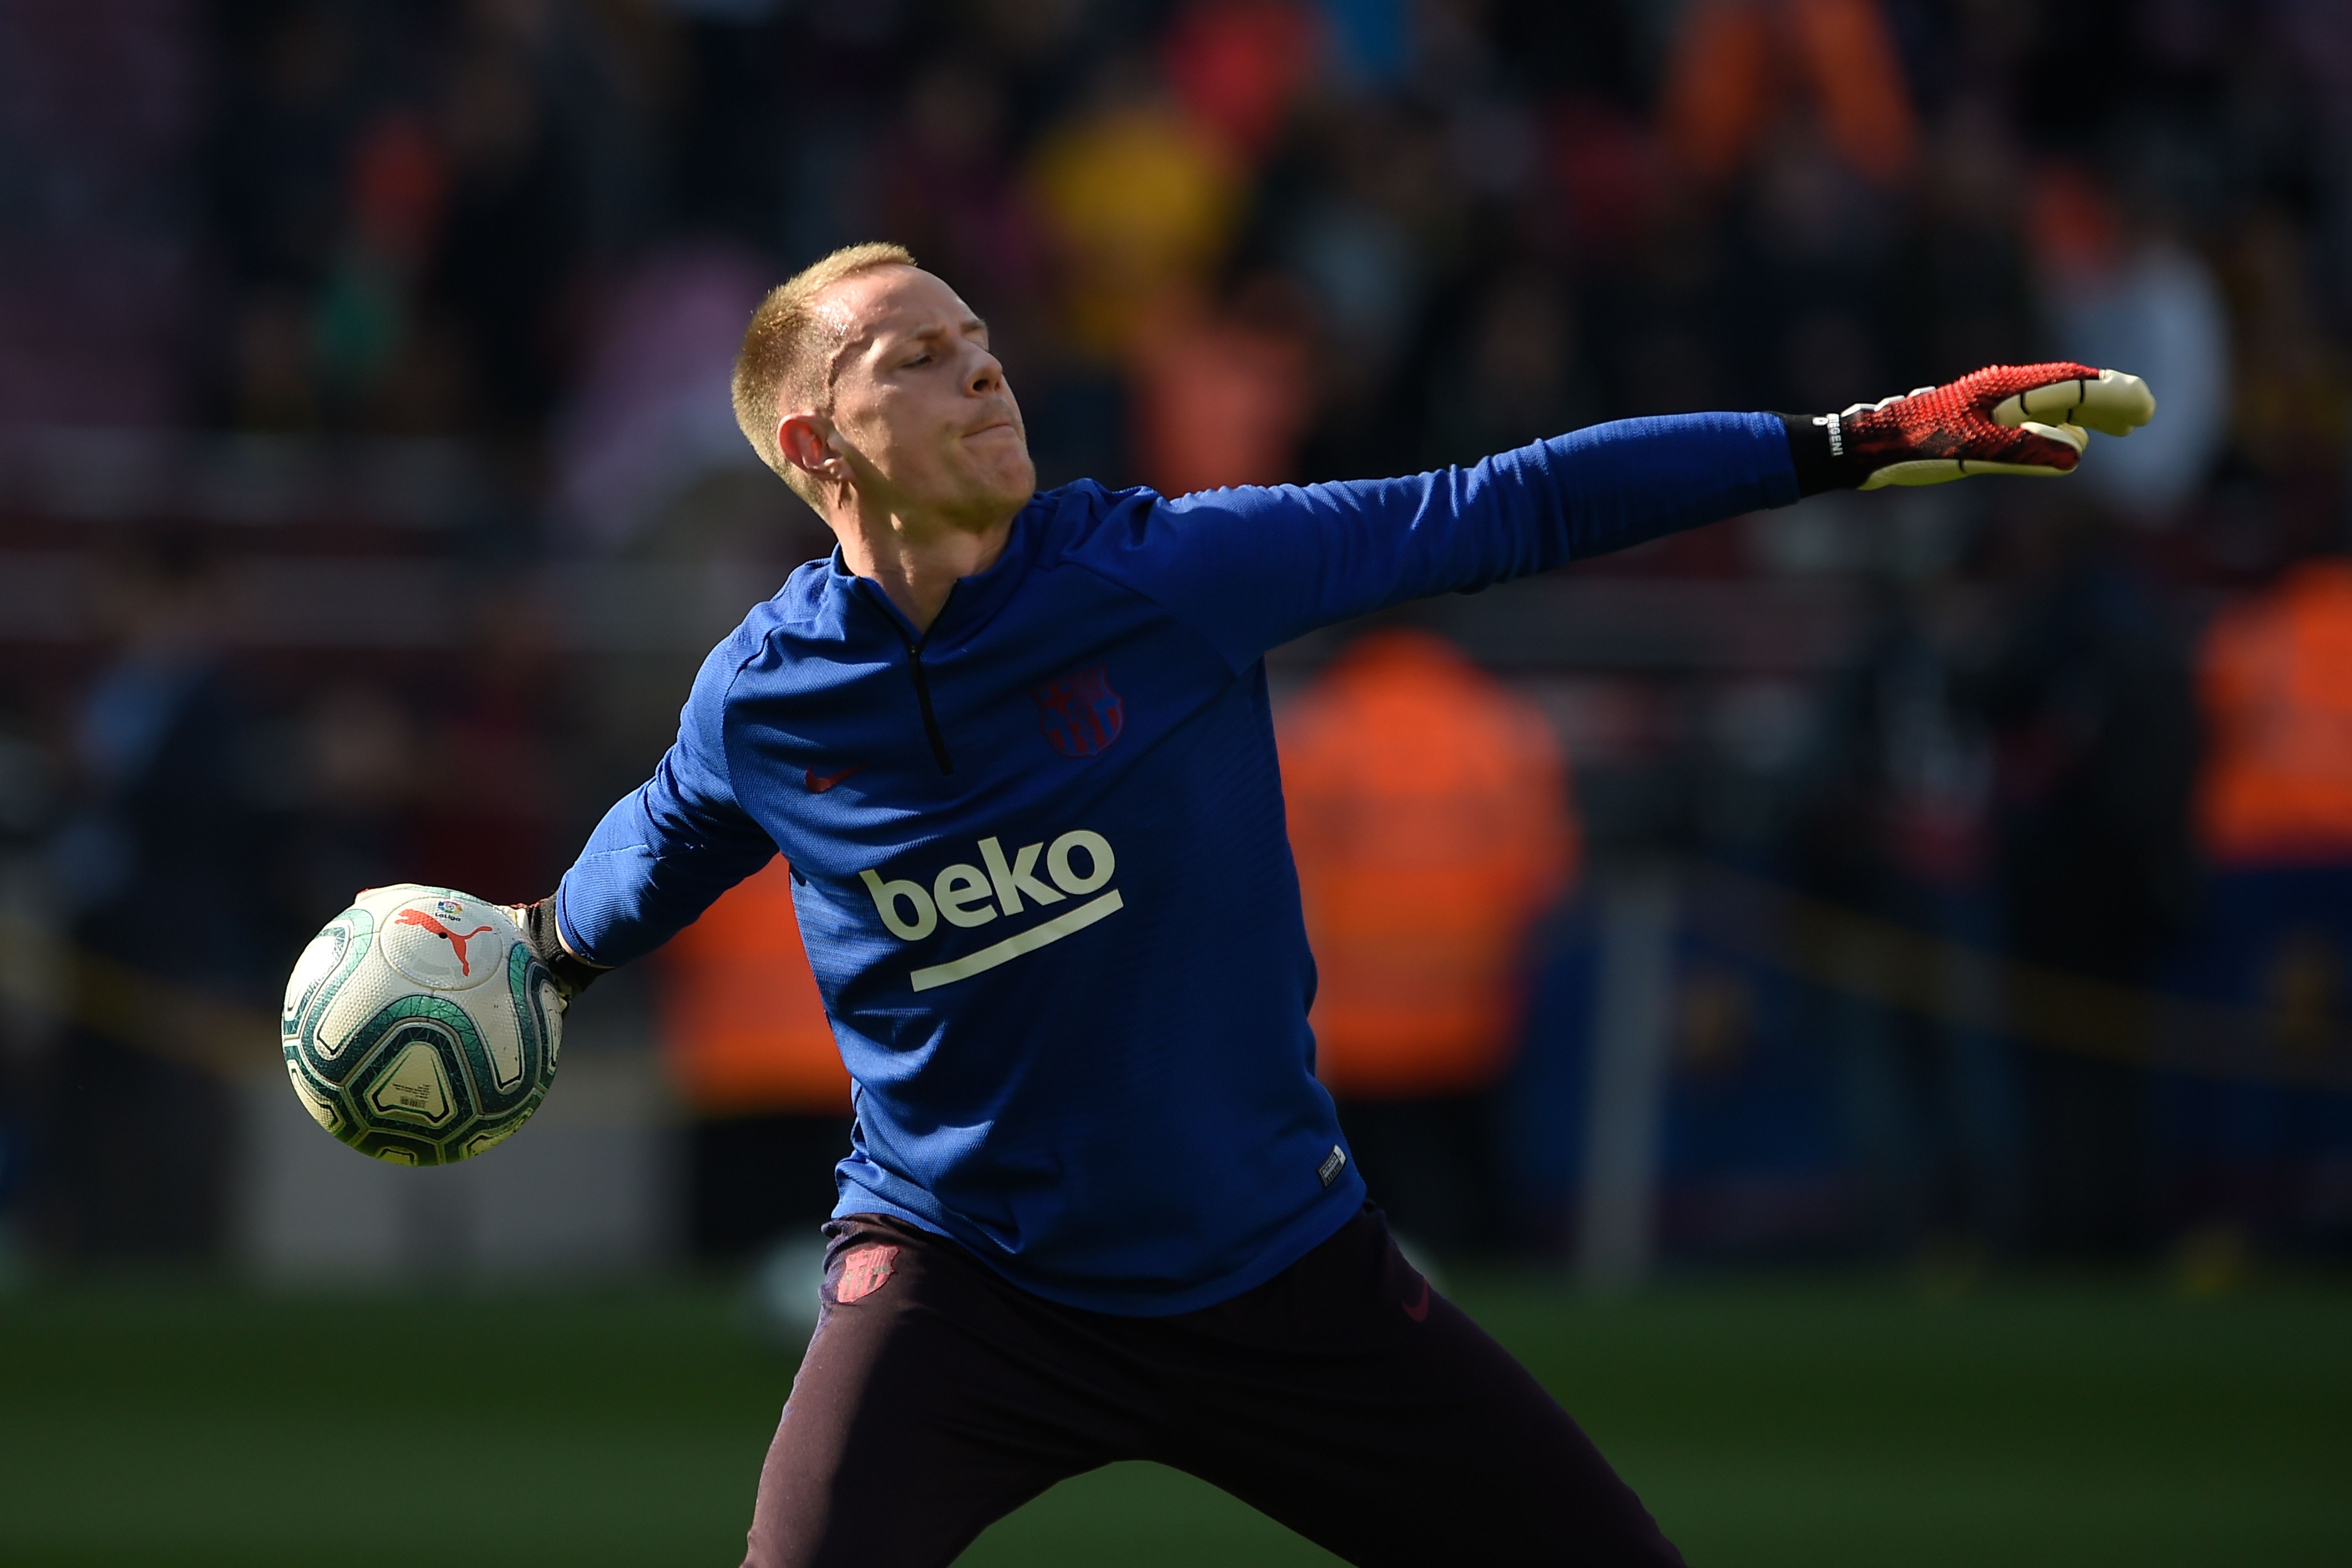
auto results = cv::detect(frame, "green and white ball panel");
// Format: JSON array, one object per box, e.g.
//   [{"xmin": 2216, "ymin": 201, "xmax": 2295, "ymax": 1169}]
[
  {"xmin": 280, "ymin": 883, "xmax": 563, "ymax": 1166},
  {"xmin": 285, "ymin": 1057, "xmax": 343, "ymax": 1138}
]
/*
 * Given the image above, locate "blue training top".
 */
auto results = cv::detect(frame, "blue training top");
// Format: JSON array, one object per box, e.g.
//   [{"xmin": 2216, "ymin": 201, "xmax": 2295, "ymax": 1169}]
[{"xmin": 557, "ymin": 412, "xmax": 1799, "ymax": 1314}]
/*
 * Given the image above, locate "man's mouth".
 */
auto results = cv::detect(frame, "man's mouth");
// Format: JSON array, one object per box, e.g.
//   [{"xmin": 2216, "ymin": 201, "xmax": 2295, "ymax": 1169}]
[{"xmin": 962, "ymin": 403, "xmax": 1021, "ymax": 439}]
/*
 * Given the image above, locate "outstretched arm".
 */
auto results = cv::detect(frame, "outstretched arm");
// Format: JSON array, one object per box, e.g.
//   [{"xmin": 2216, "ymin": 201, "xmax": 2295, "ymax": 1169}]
[
  {"xmin": 1085, "ymin": 365, "xmax": 2152, "ymax": 670},
  {"xmin": 1087, "ymin": 410, "xmax": 1801, "ymax": 670}
]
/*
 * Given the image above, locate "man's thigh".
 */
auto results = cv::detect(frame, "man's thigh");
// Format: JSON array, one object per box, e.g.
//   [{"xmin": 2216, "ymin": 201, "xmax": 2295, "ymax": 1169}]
[
  {"xmin": 1149, "ymin": 1208, "xmax": 1686, "ymax": 1568},
  {"xmin": 743, "ymin": 1217, "xmax": 1151, "ymax": 1568}
]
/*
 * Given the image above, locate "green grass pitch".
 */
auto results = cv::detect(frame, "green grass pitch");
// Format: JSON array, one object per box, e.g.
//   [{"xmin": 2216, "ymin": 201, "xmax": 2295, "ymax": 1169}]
[{"xmin": 0, "ymin": 1273, "xmax": 2345, "ymax": 1565}]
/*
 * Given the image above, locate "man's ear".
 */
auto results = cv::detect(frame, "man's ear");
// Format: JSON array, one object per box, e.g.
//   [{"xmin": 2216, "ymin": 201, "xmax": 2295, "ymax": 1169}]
[{"xmin": 778, "ymin": 413, "xmax": 839, "ymax": 485}]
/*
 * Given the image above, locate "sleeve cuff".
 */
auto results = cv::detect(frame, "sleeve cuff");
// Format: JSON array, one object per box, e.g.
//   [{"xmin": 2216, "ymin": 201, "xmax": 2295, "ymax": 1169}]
[
  {"xmin": 1779, "ymin": 412, "xmax": 1871, "ymax": 496},
  {"xmin": 549, "ymin": 889, "xmax": 613, "ymax": 973}
]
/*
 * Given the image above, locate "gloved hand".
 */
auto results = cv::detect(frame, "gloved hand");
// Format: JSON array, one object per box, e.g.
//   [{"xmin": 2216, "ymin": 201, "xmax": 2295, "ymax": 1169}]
[
  {"xmin": 1785, "ymin": 362, "xmax": 2156, "ymax": 493},
  {"xmin": 506, "ymin": 896, "xmax": 608, "ymax": 1004}
]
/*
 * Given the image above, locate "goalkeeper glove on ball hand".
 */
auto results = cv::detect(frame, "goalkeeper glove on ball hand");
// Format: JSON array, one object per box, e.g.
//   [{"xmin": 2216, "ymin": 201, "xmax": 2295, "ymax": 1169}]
[
  {"xmin": 1783, "ymin": 363, "xmax": 2156, "ymax": 493},
  {"xmin": 509, "ymin": 896, "xmax": 608, "ymax": 1004}
]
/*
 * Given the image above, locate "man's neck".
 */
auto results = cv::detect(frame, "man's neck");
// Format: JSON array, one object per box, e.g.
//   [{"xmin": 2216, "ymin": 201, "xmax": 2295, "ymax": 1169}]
[{"xmin": 833, "ymin": 501, "xmax": 1016, "ymax": 634}]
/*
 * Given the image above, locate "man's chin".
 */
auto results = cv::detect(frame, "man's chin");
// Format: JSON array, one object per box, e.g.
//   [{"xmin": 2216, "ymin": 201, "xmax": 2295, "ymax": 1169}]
[
  {"xmin": 980, "ymin": 456, "xmax": 1038, "ymax": 509},
  {"xmin": 937, "ymin": 468, "xmax": 1035, "ymax": 531}
]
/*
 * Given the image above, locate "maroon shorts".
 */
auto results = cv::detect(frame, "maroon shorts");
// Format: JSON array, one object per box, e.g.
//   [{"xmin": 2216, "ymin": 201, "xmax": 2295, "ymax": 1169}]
[{"xmin": 743, "ymin": 1204, "xmax": 1685, "ymax": 1568}]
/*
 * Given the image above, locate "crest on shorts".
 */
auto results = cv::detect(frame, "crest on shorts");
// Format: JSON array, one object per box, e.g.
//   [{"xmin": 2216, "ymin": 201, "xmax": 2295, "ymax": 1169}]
[
  {"xmin": 834, "ymin": 1243, "xmax": 899, "ymax": 1304},
  {"xmin": 1032, "ymin": 664, "xmax": 1123, "ymax": 758}
]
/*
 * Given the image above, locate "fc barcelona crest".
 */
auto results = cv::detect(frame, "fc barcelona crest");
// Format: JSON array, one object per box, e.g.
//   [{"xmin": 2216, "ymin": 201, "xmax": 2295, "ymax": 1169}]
[
  {"xmin": 833, "ymin": 1244, "xmax": 898, "ymax": 1304},
  {"xmin": 1033, "ymin": 664, "xmax": 1124, "ymax": 758}
]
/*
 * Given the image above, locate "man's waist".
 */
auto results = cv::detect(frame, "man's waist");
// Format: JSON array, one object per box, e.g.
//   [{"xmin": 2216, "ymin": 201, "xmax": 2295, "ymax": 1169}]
[{"xmin": 830, "ymin": 1139, "xmax": 1364, "ymax": 1316}]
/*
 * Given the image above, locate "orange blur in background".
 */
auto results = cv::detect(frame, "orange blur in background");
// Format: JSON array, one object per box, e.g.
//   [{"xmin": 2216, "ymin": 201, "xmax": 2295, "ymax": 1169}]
[
  {"xmin": 2199, "ymin": 558, "xmax": 2352, "ymax": 869},
  {"xmin": 1279, "ymin": 630, "xmax": 1577, "ymax": 1100},
  {"xmin": 657, "ymin": 857, "xmax": 849, "ymax": 1117}
]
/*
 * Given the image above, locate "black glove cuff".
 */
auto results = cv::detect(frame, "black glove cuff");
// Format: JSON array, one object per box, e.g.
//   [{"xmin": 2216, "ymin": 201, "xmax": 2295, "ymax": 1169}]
[
  {"xmin": 1779, "ymin": 411, "xmax": 1872, "ymax": 496},
  {"xmin": 521, "ymin": 895, "xmax": 608, "ymax": 1000}
]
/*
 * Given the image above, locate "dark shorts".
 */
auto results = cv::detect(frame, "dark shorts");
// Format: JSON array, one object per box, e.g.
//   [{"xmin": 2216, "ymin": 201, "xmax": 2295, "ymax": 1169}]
[{"xmin": 743, "ymin": 1204, "xmax": 1685, "ymax": 1568}]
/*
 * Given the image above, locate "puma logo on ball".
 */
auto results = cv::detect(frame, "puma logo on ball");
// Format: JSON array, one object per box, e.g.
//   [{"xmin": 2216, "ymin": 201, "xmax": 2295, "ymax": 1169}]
[{"xmin": 392, "ymin": 909, "xmax": 495, "ymax": 977}]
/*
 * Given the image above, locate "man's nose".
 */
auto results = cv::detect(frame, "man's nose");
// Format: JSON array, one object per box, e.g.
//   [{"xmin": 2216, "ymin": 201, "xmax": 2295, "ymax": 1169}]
[{"xmin": 966, "ymin": 351, "xmax": 1004, "ymax": 395}]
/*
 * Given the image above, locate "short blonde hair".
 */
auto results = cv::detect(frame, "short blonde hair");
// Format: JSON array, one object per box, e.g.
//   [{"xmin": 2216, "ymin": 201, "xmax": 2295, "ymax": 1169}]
[{"xmin": 732, "ymin": 242, "xmax": 917, "ymax": 505}]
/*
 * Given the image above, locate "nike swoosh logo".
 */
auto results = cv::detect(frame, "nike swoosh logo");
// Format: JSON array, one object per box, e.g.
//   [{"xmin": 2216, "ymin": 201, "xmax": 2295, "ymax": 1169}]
[
  {"xmin": 1402, "ymin": 1277, "xmax": 1430, "ymax": 1323},
  {"xmin": 805, "ymin": 765, "xmax": 868, "ymax": 794}
]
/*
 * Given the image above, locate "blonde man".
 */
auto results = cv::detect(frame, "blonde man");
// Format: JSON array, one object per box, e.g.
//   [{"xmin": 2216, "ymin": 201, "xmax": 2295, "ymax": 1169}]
[{"xmin": 518, "ymin": 243, "xmax": 2151, "ymax": 1566}]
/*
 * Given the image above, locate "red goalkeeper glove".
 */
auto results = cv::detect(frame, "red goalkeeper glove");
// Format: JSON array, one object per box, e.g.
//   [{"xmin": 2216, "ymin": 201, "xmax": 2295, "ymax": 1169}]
[{"xmin": 1783, "ymin": 362, "xmax": 2156, "ymax": 493}]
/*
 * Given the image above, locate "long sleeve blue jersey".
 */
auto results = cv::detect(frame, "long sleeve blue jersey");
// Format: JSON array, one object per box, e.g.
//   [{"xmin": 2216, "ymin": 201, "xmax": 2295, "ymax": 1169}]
[{"xmin": 558, "ymin": 412, "xmax": 1800, "ymax": 1313}]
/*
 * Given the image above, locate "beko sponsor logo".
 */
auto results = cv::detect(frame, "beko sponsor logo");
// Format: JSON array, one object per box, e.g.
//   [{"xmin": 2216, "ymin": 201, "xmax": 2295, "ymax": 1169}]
[{"xmin": 858, "ymin": 831, "xmax": 1121, "ymax": 991}]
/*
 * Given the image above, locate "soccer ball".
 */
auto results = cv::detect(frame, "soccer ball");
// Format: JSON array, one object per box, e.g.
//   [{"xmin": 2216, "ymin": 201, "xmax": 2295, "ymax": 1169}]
[{"xmin": 280, "ymin": 884, "xmax": 562, "ymax": 1165}]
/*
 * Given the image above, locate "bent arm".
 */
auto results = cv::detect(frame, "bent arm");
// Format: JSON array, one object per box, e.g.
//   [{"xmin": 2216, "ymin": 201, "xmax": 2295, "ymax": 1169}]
[
  {"xmin": 555, "ymin": 757, "xmax": 776, "ymax": 967},
  {"xmin": 554, "ymin": 647, "xmax": 778, "ymax": 967},
  {"xmin": 1094, "ymin": 411, "xmax": 1798, "ymax": 669}
]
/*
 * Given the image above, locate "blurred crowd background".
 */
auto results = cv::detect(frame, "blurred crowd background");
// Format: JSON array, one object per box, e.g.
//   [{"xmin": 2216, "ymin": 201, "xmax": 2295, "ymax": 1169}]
[{"xmin": 3, "ymin": 0, "xmax": 2350, "ymax": 1288}]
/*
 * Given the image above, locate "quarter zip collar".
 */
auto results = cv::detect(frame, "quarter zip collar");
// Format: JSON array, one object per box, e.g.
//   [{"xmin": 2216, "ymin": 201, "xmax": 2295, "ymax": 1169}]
[
  {"xmin": 829, "ymin": 498, "xmax": 1049, "ymax": 779},
  {"xmin": 826, "ymin": 495, "xmax": 1047, "ymax": 652}
]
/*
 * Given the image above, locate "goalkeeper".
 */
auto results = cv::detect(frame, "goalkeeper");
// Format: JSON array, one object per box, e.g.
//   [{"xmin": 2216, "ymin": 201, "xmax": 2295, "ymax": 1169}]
[{"xmin": 528, "ymin": 243, "xmax": 2151, "ymax": 1568}]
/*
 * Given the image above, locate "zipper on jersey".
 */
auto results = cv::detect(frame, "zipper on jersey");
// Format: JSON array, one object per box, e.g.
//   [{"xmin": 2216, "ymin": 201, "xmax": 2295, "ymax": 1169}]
[
  {"xmin": 866, "ymin": 580, "xmax": 955, "ymax": 776},
  {"xmin": 903, "ymin": 638, "xmax": 955, "ymax": 775},
  {"xmin": 866, "ymin": 580, "xmax": 956, "ymax": 776}
]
